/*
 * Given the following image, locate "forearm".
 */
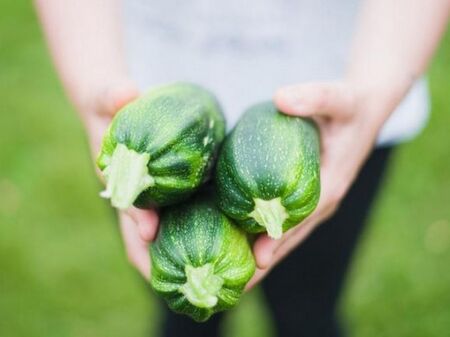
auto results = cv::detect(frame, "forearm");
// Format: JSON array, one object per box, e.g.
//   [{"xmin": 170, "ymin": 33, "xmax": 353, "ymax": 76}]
[
  {"xmin": 34, "ymin": 0, "xmax": 129, "ymax": 118},
  {"xmin": 347, "ymin": 0, "xmax": 449, "ymax": 121}
]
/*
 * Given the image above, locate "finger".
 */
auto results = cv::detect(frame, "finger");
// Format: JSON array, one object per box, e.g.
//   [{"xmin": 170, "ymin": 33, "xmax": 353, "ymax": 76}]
[
  {"xmin": 274, "ymin": 82, "xmax": 354, "ymax": 119},
  {"xmin": 125, "ymin": 207, "xmax": 159, "ymax": 242},
  {"xmin": 98, "ymin": 80, "xmax": 139, "ymax": 117},
  {"xmin": 271, "ymin": 220, "xmax": 317, "ymax": 265},
  {"xmin": 252, "ymin": 195, "xmax": 334, "ymax": 270},
  {"xmin": 119, "ymin": 212, "xmax": 151, "ymax": 279},
  {"xmin": 268, "ymin": 195, "xmax": 336, "ymax": 265},
  {"xmin": 252, "ymin": 234, "xmax": 279, "ymax": 269},
  {"xmin": 245, "ymin": 268, "xmax": 268, "ymax": 291},
  {"xmin": 85, "ymin": 116, "xmax": 112, "ymax": 160}
]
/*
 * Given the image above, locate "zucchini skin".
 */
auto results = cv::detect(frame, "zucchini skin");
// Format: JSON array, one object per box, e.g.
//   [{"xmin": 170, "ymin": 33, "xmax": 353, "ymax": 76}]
[
  {"xmin": 150, "ymin": 192, "xmax": 255, "ymax": 322},
  {"xmin": 97, "ymin": 82, "xmax": 225, "ymax": 208},
  {"xmin": 215, "ymin": 102, "xmax": 320, "ymax": 237}
]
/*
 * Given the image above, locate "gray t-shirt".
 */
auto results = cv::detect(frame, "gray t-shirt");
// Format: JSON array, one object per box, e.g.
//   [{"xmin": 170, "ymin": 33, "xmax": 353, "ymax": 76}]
[{"xmin": 123, "ymin": 0, "xmax": 429, "ymax": 145}]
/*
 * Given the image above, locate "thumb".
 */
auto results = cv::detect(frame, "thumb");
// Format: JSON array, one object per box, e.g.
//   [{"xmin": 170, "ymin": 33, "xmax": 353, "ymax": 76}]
[
  {"xmin": 274, "ymin": 82, "xmax": 354, "ymax": 119},
  {"xmin": 98, "ymin": 80, "xmax": 139, "ymax": 117}
]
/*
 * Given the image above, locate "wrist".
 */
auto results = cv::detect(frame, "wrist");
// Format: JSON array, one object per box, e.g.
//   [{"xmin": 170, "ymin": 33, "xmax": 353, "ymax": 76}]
[
  {"xmin": 349, "ymin": 72, "xmax": 413, "ymax": 116},
  {"xmin": 349, "ymin": 77, "xmax": 411, "ymax": 134}
]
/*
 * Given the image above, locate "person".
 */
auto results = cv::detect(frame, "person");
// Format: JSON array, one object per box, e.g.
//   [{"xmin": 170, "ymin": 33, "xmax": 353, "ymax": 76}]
[{"xmin": 34, "ymin": 0, "xmax": 449, "ymax": 336}]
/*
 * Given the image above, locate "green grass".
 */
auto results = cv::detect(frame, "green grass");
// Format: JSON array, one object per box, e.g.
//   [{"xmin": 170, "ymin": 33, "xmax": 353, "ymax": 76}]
[{"xmin": 1, "ymin": 2, "xmax": 449, "ymax": 337}]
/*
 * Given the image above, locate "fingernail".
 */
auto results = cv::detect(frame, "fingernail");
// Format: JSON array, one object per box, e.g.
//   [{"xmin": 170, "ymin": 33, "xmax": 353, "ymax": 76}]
[
  {"xmin": 138, "ymin": 222, "xmax": 153, "ymax": 241},
  {"xmin": 258, "ymin": 249, "xmax": 274, "ymax": 269}
]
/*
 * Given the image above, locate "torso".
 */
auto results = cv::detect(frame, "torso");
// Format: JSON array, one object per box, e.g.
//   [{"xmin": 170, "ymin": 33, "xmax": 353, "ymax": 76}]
[{"xmin": 123, "ymin": 0, "xmax": 429, "ymax": 145}]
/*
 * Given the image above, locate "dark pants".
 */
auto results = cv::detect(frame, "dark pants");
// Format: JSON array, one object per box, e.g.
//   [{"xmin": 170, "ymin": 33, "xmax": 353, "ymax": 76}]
[{"xmin": 161, "ymin": 147, "xmax": 393, "ymax": 337}]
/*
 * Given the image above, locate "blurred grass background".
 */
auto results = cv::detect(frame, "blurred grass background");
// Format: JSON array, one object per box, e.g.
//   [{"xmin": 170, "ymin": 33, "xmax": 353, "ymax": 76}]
[{"xmin": 0, "ymin": 1, "xmax": 449, "ymax": 337}]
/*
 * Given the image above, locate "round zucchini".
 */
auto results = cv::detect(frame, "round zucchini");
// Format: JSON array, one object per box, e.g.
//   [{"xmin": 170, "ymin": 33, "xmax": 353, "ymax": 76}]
[
  {"xmin": 150, "ymin": 193, "xmax": 255, "ymax": 322},
  {"xmin": 215, "ymin": 102, "xmax": 320, "ymax": 239},
  {"xmin": 97, "ymin": 82, "xmax": 225, "ymax": 209}
]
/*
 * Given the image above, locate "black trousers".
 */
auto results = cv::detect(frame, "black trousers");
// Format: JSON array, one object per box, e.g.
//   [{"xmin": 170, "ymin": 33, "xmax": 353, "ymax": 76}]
[{"xmin": 160, "ymin": 147, "xmax": 393, "ymax": 337}]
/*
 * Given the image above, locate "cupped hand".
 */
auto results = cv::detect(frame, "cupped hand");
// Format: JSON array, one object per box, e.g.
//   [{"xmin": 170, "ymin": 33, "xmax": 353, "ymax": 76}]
[
  {"xmin": 83, "ymin": 81, "xmax": 157, "ymax": 279},
  {"xmin": 246, "ymin": 81, "xmax": 391, "ymax": 289}
]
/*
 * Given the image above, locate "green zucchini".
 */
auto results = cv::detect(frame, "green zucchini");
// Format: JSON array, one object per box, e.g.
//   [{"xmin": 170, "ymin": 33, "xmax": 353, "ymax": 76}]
[
  {"xmin": 215, "ymin": 102, "xmax": 320, "ymax": 239},
  {"xmin": 150, "ymin": 192, "xmax": 255, "ymax": 322},
  {"xmin": 97, "ymin": 83, "xmax": 225, "ymax": 209}
]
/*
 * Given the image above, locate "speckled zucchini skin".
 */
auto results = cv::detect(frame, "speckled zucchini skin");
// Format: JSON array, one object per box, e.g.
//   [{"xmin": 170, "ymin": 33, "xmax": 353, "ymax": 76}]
[
  {"xmin": 97, "ymin": 83, "xmax": 225, "ymax": 207},
  {"xmin": 215, "ymin": 102, "xmax": 320, "ymax": 236},
  {"xmin": 150, "ymin": 193, "xmax": 255, "ymax": 322}
]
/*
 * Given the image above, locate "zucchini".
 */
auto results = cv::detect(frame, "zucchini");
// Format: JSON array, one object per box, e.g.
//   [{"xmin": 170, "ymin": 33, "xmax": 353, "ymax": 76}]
[
  {"xmin": 215, "ymin": 102, "xmax": 320, "ymax": 239},
  {"xmin": 97, "ymin": 83, "xmax": 225, "ymax": 209},
  {"xmin": 150, "ymin": 192, "xmax": 255, "ymax": 322}
]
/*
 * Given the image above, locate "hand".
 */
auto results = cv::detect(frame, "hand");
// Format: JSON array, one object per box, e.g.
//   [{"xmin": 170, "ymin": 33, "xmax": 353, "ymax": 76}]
[
  {"xmin": 246, "ymin": 81, "xmax": 392, "ymax": 289},
  {"xmin": 82, "ymin": 81, "xmax": 157, "ymax": 279}
]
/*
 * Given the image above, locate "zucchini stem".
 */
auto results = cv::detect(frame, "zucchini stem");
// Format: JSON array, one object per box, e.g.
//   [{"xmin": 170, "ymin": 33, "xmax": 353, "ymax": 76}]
[
  {"xmin": 249, "ymin": 197, "xmax": 288, "ymax": 239},
  {"xmin": 100, "ymin": 143, "xmax": 154, "ymax": 209},
  {"xmin": 179, "ymin": 264, "xmax": 223, "ymax": 308}
]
